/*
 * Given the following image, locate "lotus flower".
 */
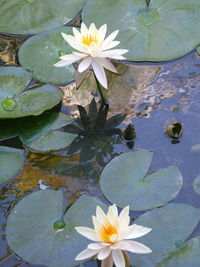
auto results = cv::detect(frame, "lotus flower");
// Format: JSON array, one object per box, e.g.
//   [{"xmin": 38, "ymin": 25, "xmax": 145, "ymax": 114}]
[
  {"xmin": 54, "ymin": 23, "xmax": 128, "ymax": 89},
  {"xmin": 75, "ymin": 204, "xmax": 152, "ymax": 267}
]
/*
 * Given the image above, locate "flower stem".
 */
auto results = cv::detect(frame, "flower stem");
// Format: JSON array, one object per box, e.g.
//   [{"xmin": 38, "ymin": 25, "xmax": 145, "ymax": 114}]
[
  {"xmin": 146, "ymin": 0, "xmax": 150, "ymax": 7},
  {"xmin": 123, "ymin": 251, "xmax": 131, "ymax": 267},
  {"xmin": 94, "ymin": 76, "xmax": 107, "ymax": 105}
]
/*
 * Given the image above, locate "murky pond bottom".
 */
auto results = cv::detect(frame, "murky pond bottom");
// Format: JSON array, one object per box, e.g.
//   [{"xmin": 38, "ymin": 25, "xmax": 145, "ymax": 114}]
[{"xmin": 1, "ymin": 37, "xmax": 200, "ymax": 266}]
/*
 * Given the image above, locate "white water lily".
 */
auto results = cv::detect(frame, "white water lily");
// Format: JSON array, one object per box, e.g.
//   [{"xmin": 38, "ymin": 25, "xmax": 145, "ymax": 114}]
[
  {"xmin": 54, "ymin": 23, "xmax": 128, "ymax": 89},
  {"xmin": 75, "ymin": 204, "xmax": 152, "ymax": 267}
]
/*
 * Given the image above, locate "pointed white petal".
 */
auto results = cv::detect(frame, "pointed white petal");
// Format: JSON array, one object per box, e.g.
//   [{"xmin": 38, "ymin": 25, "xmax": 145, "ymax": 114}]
[
  {"xmin": 81, "ymin": 22, "xmax": 89, "ymax": 35},
  {"xmin": 78, "ymin": 57, "xmax": 92, "ymax": 72},
  {"xmin": 101, "ymin": 254, "xmax": 113, "ymax": 267},
  {"xmin": 107, "ymin": 204, "xmax": 118, "ymax": 220},
  {"xmin": 89, "ymin": 23, "xmax": 97, "ymax": 35},
  {"xmin": 54, "ymin": 59, "xmax": 77, "ymax": 67},
  {"xmin": 88, "ymin": 243, "xmax": 109, "ymax": 250},
  {"xmin": 124, "ymin": 224, "xmax": 152, "ymax": 239},
  {"xmin": 92, "ymin": 215, "xmax": 102, "ymax": 233},
  {"xmin": 118, "ymin": 206, "xmax": 130, "ymax": 234},
  {"xmin": 75, "ymin": 226, "xmax": 100, "ymax": 241},
  {"xmin": 92, "ymin": 58, "xmax": 108, "ymax": 89},
  {"xmin": 98, "ymin": 49, "xmax": 128, "ymax": 59},
  {"xmin": 98, "ymin": 24, "xmax": 107, "ymax": 41},
  {"xmin": 102, "ymin": 41, "xmax": 120, "ymax": 50},
  {"xmin": 112, "ymin": 249, "xmax": 125, "ymax": 267},
  {"xmin": 119, "ymin": 240, "xmax": 152, "ymax": 254},
  {"xmin": 73, "ymin": 51, "xmax": 87, "ymax": 58},
  {"xmin": 73, "ymin": 27, "xmax": 81, "ymax": 41},
  {"xmin": 98, "ymin": 58, "xmax": 118, "ymax": 73},
  {"xmin": 96, "ymin": 206, "xmax": 107, "ymax": 224},
  {"xmin": 75, "ymin": 248, "xmax": 98, "ymax": 261},
  {"xmin": 102, "ymin": 30, "xmax": 119, "ymax": 48},
  {"xmin": 61, "ymin": 32, "xmax": 88, "ymax": 53},
  {"xmin": 59, "ymin": 54, "xmax": 81, "ymax": 61},
  {"xmin": 97, "ymin": 246, "xmax": 111, "ymax": 260}
]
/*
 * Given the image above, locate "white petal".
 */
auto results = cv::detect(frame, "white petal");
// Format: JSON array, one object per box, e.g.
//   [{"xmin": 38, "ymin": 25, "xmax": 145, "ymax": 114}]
[
  {"xmin": 59, "ymin": 54, "xmax": 81, "ymax": 61},
  {"xmin": 98, "ymin": 24, "xmax": 107, "ymax": 42},
  {"xmin": 101, "ymin": 254, "xmax": 113, "ymax": 267},
  {"xmin": 92, "ymin": 216, "xmax": 102, "ymax": 233},
  {"xmin": 75, "ymin": 248, "xmax": 98, "ymax": 261},
  {"xmin": 78, "ymin": 57, "xmax": 92, "ymax": 72},
  {"xmin": 98, "ymin": 49, "xmax": 128, "ymax": 59},
  {"xmin": 54, "ymin": 59, "xmax": 77, "ymax": 67},
  {"xmin": 98, "ymin": 58, "xmax": 118, "ymax": 73},
  {"xmin": 61, "ymin": 32, "xmax": 88, "ymax": 53},
  {"xmin": 73, "ymin": 27, "xmax": 81, "ymax": 41},
  {"xmin": 88, "ymin": 243, "xmax": 108, "ymax": 250},
  {"xmin": 112, "ymin": 249, "xmax": 125, "ymax": 267},
  {"xmin": 75, "ymin": 226, "xmax": 100, "ymax": 241},
  {"xmin": 119, "ymin": 240, "xmax": 152, "ymax": 254},
  {"xmin": 73, "ymin": 51, "xmax": 87, "ymax": 58},
  {"xmin": 102, "ymin": 30, "xmax": 119, "ymax": 49},
  {"xmin": 89, "ymin": 23, "xmax": 97, "ymax": 35},
  {"xmin": 81, "ymin": 22, "xmax": 89, "ymax": 35},
  {"xmin": 97, "ymin": 246, "xmax": 111, "ymax": 260},
  {"xmin": 124, "ymin": 224, "xmax": 152, "ymax": 239},
  {"xmin": 96, "ymin": 206, "xmax": 108, "ymax": 224},
  {"xmin": 92, "ymin": 58, "xmax": 108, "ymax": 89},
  {"xmin": 102, "ymin": 41, "xmax": 120, "ymax": 50}
]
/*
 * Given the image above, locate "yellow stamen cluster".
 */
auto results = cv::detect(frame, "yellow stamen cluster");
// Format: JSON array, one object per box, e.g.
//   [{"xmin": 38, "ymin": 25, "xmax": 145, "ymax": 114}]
[
  {"xmin": 100, "ymin": 223, "xmax": 118, "ymax": 243},
  {"xmin": 82, "ymin": 34, "xmax": 98, "ymax": 46}
]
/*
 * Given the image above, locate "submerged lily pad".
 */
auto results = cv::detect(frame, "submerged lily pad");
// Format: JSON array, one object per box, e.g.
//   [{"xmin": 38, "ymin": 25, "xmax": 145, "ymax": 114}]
[
  {"xmin": 0, "ymin": 146, "xmax": 25, "ymax": 184},
  {"xmin": 18, "ymin": 27, "xmax": 75, "ymax": 84},
  {"xmin": 0, "ymin": 0, "xmax": 84, "ymax": 35},
  {"xmin": 6, "ymin": 190, "xmax": 107, "ymax": 267},
  {"xmin": 132, "ymin": 203, "xmax": 200, "ymax": 266},
  {"xmin": 83, "ymin": 0, "xmax": 200, "ymax": 61},
  {"xmin": 0, "ymin": 119, "xmax": 20, "ymax": 140},
  {"xmin": 19, "ymin": 112, "xmax": 77, "ymax": 152},
  {"xmin": 193, "ymin": 174, "xmax": 200, "ymax": 195},
  {"xmin": 0, "ymin": 67, "xmax": 63, "ymax": 118},
  {"xmin": 100, "ymin": 150, "xmax": 183, "ymax": 210}
]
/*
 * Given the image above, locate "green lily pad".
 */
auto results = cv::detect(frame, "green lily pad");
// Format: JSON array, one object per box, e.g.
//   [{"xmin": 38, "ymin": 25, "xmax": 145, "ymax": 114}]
[
  {"xmin": 158, "ymin": 235, "xmax": 200, "ymax": 267},
  {"xmin": 0, "ymin": 0, "xmax": 84, "ymax": 35},
  {"xmin": 132, "ymin": 203, "xmax": 200, "ymax": 266},
  {"xmin": 18, "ymin": 27, "xmax": 75, "ymax": 84},
  {"xmin": 83, "ymin": 0, "xmax": 200, "ymax": 61},
  {"xmin": 19, "ymin": 112, "xmax": 77, "ymax": 152},
  {"xmin": 100, "ymin": 150, "xmax": 183, "ymax": 210},
  {"xmin": 0, "ymin": 67, "xmax": 63, "ymax": 118},
  {"xmin": 6, "ymin": 190, "xmax": 107, "ymax": 267},
  {"xmin": 193, "ymin": 174, "xmax": 200, "ymax": 195},
  {"xmin": 0, "ymin": 119, "xmax": 20, "ymax": 140},
  {"xmin": 0, "ymin": 146, "xmax": 25, "ymax": 184}
]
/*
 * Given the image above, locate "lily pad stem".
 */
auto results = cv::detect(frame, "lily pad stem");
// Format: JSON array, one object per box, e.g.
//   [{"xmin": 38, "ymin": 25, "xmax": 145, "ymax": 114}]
[
  {"xmin": 146, "ymin": 0, "xmax": 150, "ymax": 8},
  {"xmin": 94, "ymin": 76, "xmax": 107, "ymax": 105}
]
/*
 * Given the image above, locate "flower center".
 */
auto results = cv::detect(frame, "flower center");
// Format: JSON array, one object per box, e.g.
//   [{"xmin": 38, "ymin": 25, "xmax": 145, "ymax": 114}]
[
  {"xmin": 100, "ymin": 223, "xmax": 118, "ymax": 243},
  {"xmin": 82, "ymin": 34, "xmax": 98, "ymax": 47}
]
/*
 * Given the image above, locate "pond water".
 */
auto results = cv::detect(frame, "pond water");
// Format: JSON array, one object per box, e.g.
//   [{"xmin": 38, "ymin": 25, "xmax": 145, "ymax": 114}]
[{"xmin": 1, "ymin": 34, "xmax": 200, "ymax": 266}]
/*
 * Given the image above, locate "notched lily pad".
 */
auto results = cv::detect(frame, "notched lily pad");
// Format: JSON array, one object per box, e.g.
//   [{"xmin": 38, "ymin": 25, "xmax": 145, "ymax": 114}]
[
  {"xmin": 83, "ymin": 0, "xmax": 200, "ymax": 61},
  {"xmin": 132, "ymin": 203, "xmax": 200, "ymax": 266},
  {"xmin": 19, "ymin": 112, "xmax": 77, "ymax": 152},
  {"xmin": 0, "ymin": 0, "xmax": 84, "ymax": 35},
  {"xmin": 100, "ymin": 150, "xmax": 183, "ymax": 210},
  {"xmin": 6, "ymin": 190, "xmax": 107, "ymax": 267},
  {"xmin": 0, "ymin": 146, "xmax": 25, "ymax": 184},
  {"xmin": 0, "ymin": 67, "xmax": 63, "ymax": 118},
  {"xmin": 18, "ymin": 27, "xmax": 75, "ymax": 84}
]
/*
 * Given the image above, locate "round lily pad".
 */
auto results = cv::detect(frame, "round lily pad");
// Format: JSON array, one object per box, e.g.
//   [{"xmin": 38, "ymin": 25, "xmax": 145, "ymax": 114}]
[
  {"xmin": 83, "ymin": 0, "xmax": 200, "ymax": 61},
  {"xmin": 18, "ymin": 27, "xmax": 75, "ymax": 84},
  {"xmin": 100, "ymin": 150, "xmax": 183, "ymax": 210},
  {"xmin": 158, "ymin": 235, "xmax": 200, "ymax": 267},
  {"xmin": 0, "ymin": 146, "xmax": 25, "ymax": 184},
  {"xmin": 6, "ymin": 190, "xmax": 107, "ymax": 267},
  {"xmin": 0, "ymin": 67, "xmax": 63, "ymax": 118},
  {"xmin": 0, "ymin": 0, "xmax": 84, "ymax": 35},
  {"xmin": 19, "ymin": 112, "xmax": 77, "ymax": 152},
  {"xmin": 193, "ymin": 174, "xmax": 200, "ymax": 195},
  {"xmin": 132, "ymin": 203, "xmax": 200, "ymax": 266}
]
